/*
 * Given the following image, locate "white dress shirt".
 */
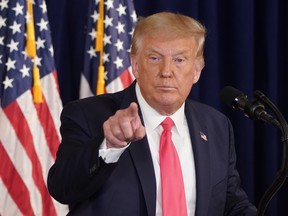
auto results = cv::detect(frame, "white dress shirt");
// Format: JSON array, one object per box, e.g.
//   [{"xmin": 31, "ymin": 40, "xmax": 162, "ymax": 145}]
[{"xmin": 99, "ymin": 84, "xmax": 196, "ymax": 216}]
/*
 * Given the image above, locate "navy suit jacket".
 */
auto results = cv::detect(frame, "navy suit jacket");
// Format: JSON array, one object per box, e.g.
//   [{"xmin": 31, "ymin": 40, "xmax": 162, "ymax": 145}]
[{"xmin": 48, "ymin": 82, "xmax": 256, "ymax": 215}]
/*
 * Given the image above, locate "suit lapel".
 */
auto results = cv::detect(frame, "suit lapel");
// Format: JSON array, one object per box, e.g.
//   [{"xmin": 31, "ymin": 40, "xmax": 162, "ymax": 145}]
[
  {"xmin": 185, "ymin": 100, "xmax": 211, "ymax": 216},
  {"xmin": 120, "ymin": 82, "xmax": 157, "ymax": 216},
  {"xmin": 129, "ymin": 138, "xmax": 157, "ymax": 216}
]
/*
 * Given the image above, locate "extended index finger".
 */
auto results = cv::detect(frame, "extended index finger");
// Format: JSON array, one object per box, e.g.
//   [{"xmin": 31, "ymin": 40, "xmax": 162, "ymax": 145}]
[{"xmin": 126, "ymin": 102, "xmax": 139, "ymax": 118}]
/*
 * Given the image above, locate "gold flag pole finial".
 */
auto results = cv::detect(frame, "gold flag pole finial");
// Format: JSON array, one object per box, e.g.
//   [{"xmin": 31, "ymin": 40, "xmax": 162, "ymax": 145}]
[
  {"xmin": 96, "ymin": 0, "xmax": 105, "ymax": 95},
  {"xmin": 26, "ymin": 0, "xmax": 43, "ymax": 103}
]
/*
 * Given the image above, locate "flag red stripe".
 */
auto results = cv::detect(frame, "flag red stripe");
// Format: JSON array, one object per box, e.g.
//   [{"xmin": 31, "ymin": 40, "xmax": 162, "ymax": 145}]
[
  {"xmin": 120, "ymin": 69, "xmax": 134, "ymax": 88},
  {"xmin": 0, "ymin": 141, "xmax": 35, "ymax": 216},
  {"xmin": 4, "ymin": 102, "xmax": 57, "ymax": 216},
  {"xmin": 34, "ymin": 96, "xmax": 60, "ymax": 160}
]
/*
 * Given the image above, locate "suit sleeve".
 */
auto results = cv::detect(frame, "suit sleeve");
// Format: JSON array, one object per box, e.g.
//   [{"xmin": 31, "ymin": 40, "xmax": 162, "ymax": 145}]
[{"xmin": 47, "ymin": 99, "xmax": 117, "ymax": 205}]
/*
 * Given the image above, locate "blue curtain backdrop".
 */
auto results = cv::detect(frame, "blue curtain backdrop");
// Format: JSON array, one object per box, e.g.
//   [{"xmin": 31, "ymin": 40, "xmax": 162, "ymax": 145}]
[{"xmin": 46, "ymin": 0, "xmax": 288, "ymax": 215}]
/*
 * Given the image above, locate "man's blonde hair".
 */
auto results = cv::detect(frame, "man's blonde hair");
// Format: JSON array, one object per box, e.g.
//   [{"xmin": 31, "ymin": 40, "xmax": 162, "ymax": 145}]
[{"xmin": 131, "ymin": 12, "xmax": 206, "ymax": 60}]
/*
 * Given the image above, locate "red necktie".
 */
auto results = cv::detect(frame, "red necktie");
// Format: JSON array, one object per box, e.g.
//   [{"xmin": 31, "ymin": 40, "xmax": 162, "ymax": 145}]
[{"xmin": 160, "ymin": 117, "xmax": 187, "ymax": 216}]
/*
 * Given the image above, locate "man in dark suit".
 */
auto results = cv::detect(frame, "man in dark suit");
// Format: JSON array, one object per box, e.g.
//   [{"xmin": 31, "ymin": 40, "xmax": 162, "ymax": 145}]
[{"xmin": 47, "ymin": 12, "xmax": 257, "ymax": 215}]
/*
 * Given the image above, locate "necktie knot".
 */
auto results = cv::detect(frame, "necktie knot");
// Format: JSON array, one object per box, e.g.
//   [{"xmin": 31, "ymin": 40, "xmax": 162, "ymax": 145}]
[{"xmin": 161, "ymin": 117, "xmax": 174, "ymax": 131}]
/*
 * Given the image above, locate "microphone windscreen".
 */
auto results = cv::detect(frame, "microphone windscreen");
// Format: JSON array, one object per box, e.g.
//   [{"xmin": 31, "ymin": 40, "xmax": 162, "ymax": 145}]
[{"xmin": 220, "ymin": 86, "xmax": 244, "ymax": 108}]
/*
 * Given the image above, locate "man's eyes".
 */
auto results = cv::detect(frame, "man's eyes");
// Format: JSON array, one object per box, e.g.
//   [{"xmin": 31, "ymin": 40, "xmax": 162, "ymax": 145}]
[
  {"xmin": 173, "ymin": 58, "xmax": 186, "ymax": 63},
  {"xmin": 148, "ymin": 56, "xmax": 160, "ymax": 62},
  {"xmin": 147, "ymin": 56, "xmax": 188, "ymax": 65}
]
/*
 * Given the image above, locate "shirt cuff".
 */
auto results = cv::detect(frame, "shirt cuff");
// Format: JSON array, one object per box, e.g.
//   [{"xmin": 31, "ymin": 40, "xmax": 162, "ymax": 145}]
[{"xmin": 99, "ymin": 138, "xmax": 130, "ymax": 163}]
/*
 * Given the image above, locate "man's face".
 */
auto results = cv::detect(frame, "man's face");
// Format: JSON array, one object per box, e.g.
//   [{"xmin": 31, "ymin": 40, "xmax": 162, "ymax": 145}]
[{"xmin": 131, "ymin": 35, "xmax": 203, "ymax": 115}]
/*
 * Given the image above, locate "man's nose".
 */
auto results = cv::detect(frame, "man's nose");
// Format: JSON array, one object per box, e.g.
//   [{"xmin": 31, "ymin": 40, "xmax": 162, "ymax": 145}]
[{"xmin": 160, "ymin": 58, "xmax": 173, "ymax": 77}]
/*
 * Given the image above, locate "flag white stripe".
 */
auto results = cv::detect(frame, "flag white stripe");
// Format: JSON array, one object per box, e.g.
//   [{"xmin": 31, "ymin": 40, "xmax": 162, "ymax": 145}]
[
  {"xmin": 17, "ymin": 91, "xmax": 55, "ymax": 186},
  {"xmin": 79, "ymin": 73, "xmax": 94, "ymax": 99},
  {"xmin": 0, "ymin": 178, "xmax": 21, "ymax": 216},
  {"xmin": 105, "ymin": 77, "xmax": 124, "ymax": 93},
  {"xmin": 0, "ymin": 108, "xmax": 42, "ymax": 215},
  {"xmin": 41, "ymin": 73, "xmax": 63, "ymax": 139}
]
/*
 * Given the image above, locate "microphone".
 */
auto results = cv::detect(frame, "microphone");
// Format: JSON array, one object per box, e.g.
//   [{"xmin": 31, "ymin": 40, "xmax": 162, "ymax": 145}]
[{"xmin": 220, "ymin": 86, "xmax": 279, "ymax": 126}]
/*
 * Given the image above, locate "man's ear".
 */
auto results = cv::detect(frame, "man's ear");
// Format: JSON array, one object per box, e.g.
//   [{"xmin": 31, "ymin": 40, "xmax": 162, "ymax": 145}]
[
  {"xmin": 131, "ymin": 55, "xmax": 139, "ymax": 79},
  {"xmin": 193, "ymin": 58, "xmax": 205, "ymax": 83}
]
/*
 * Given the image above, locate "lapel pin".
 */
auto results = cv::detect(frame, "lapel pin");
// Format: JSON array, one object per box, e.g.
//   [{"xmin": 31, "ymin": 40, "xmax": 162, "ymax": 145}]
[{"xmin": 200, "ymin": 131, "xmax": 208, "ymax": 141}]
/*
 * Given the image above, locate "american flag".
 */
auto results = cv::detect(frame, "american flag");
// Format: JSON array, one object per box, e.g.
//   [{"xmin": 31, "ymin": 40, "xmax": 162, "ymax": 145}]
[
  {"xmin": 0, "ymin": 0, "xmax": 67, "ymax": 215},
  {"xmin": 79, "ymin": 0, "xmax": 137, "ymax": 98}
]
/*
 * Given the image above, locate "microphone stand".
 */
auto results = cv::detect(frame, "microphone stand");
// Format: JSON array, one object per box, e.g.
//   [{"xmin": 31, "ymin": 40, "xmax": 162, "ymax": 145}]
[{"xmin": 254, "ymin": 90, "xmax": 288, "ymax": 216}]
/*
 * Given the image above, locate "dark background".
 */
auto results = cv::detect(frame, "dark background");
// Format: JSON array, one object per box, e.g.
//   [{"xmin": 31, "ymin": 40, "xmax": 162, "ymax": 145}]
[{"xmin": 46, "ymin": 0, "xmax": 288, "ymax": 215}]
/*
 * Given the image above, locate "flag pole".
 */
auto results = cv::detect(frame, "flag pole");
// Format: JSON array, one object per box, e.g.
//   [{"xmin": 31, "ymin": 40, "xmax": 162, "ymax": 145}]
[
  {"xmin": 95, "ymin": 0, "xmax": 105, "ymax": 95},
  {"xmin": 26, "ymin": 0, "xmax": 43, "ymax": 103}
]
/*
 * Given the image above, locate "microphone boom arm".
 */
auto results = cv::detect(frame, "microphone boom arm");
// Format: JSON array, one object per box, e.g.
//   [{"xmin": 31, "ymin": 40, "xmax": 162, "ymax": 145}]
[{"xmin": 254, "ymin": 90, "xmax": 288, "ymax": 216}]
